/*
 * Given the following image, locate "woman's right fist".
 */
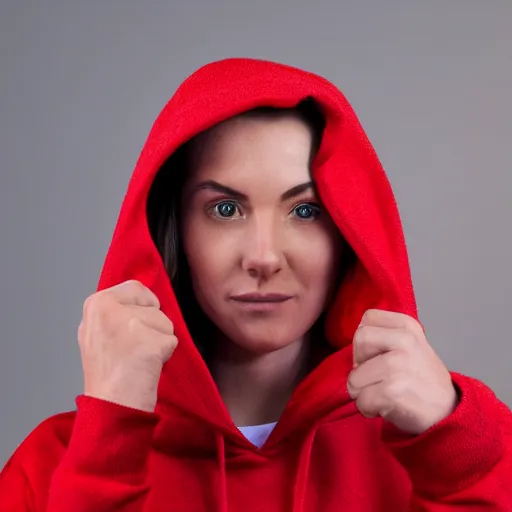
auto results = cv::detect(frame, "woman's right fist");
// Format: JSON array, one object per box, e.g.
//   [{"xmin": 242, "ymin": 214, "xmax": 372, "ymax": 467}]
[{"xmin": 78, "ymin": 280, "xmax": 178, "ymax": 413}]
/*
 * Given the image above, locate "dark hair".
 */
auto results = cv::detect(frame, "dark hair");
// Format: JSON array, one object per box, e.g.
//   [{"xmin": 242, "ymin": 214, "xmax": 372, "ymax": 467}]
[{"xmin": 147, "ymin": 99, "xmax": 354, "ymax": 355}]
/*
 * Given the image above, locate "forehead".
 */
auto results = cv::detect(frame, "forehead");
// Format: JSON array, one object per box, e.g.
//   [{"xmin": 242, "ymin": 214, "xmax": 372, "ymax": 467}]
[{"xmin": 186, "ymin": 114, "xmax": 314, "ymax": 188}]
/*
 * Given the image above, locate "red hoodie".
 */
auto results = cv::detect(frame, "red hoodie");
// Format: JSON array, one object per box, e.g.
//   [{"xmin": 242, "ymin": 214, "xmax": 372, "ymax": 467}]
[{"xmin": 1, "ymin": 57, "xmax": 511, "ymax": 511}]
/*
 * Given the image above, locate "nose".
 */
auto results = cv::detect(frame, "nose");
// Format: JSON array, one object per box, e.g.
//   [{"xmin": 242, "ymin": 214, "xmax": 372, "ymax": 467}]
[{"xmin": 241, "ymin": 214, "xmax": 284, "ymax": 280}]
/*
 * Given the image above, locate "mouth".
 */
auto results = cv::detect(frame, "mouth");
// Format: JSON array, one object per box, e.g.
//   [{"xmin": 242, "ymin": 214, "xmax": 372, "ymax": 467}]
[
  {"xmin": 230, "ymin": 293, "xmax": 294, "ymax": 303},
  {"xmin": 229, "ymin": 293, "xmax": 293, "ymax": 312}
]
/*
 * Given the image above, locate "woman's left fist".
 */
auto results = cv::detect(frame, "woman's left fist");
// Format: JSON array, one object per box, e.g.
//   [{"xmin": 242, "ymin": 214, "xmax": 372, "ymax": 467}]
[{"xmin": 347, "ymin": 309, "xmax": 459, "ymax": 435}]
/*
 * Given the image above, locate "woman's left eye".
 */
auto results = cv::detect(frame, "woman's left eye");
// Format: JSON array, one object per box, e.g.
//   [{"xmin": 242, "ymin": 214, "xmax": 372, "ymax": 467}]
[{"xmin": 292, "ymin": 203, "xmax": 321, "ymax": 221}]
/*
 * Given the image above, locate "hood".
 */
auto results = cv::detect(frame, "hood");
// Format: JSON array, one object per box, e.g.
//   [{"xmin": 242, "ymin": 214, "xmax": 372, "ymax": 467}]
[{"xmin": 97, "ymin": 57, "xmax": 417, "ymax": 451}]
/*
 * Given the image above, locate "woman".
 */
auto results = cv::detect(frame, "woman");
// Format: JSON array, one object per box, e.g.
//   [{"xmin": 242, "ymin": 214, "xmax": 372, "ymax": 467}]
[{"xmin": 1, "ymin": 57, "xmax": 511, "ymax": 511}]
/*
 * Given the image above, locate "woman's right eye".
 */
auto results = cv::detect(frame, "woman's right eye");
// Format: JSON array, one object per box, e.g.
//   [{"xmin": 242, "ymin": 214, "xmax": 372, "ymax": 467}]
[{"xmin": 209, "ymin": 201, "xmax": 240, "ymax": 219}]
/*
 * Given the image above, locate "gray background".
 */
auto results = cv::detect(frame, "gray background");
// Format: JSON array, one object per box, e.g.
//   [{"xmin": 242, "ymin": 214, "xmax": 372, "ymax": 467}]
[{"xmin": 1, "ymin": 1, "xmax": 511, "ymax": 465}]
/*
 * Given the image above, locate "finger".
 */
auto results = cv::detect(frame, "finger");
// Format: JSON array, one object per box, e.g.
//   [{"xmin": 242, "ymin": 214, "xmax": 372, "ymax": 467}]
[
  {"xmin": 354, "ymin": 381, "xmax": 392, "ymax": 419},
  {"xmin": 129, "ymin": 317, "xmax": 178, "ymax": 362},
  {"xmin": 107, "ymin": 280, "xmax": 160, "ymax": 308},
  {"xmin": 129, "ymin": 306, "xmax": 174, "ymax": 336},
  {"xmin": 347, "ymin": 352, "xmax": 402, "ymax": 394},
  {"xmin": 360, "ymin": 309, "xmax": 424, "ymax": 338},
  {"xmin": 353, "ymin": 325, "xmax": 414, "ymax": 366}
]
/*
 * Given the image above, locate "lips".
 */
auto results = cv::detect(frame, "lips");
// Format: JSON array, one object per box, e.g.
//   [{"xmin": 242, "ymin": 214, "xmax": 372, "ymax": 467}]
[{"xmin": 230, "ymin": 293, "xmax": 293, "ymax": 303}]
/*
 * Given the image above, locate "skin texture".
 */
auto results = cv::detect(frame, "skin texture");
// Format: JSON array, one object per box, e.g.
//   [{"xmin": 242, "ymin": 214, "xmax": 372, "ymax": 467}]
[
  {"xmin": 79, "ymin": 280, "xmax": 177, "ymax": 413},
  {"xmin": 347, "ymin": 309, "xmax": 458, "ymax": 435},
  {"xmin": 78, "ymin": 113, "xmax": 457, "ymax": 433},
  {"xmin": 180, "ymin": 113, "xmax": 342, "ymax": 425}
]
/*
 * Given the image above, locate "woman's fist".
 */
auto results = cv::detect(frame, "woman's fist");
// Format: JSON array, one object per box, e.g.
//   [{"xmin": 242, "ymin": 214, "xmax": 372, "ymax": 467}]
[
  {"xmin": 78, "ymin": 280, "xmax": 177, "ymax": 412},
  {"xmin": 347, "ymin": 309, "xmax": 458, "ymax": 435}
]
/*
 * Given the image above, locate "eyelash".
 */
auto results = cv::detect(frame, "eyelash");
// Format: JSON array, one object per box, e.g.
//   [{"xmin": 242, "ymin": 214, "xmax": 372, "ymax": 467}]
[{"xmin": 207, "ymin": 201, "xmax": 321, "ymax": 221}]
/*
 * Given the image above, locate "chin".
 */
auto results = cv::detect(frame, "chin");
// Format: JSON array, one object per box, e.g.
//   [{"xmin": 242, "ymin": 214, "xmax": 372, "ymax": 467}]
[{"xmin": 224, "ymin": 322, "xmax": 310, "ymax": 356}]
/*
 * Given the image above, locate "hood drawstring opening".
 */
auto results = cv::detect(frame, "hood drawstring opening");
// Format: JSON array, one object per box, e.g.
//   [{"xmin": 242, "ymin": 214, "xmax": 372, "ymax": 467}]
[
  {"xmin": 215, "ymin": 426, "xmax": 319, "ymax": 512},
  {"xmin": 216, "ymin": 433, "xmax": 228, "ymax": 512},
  {"xmin": 292, "ymin": 423, "xmax": 319, "ymax": 512}
]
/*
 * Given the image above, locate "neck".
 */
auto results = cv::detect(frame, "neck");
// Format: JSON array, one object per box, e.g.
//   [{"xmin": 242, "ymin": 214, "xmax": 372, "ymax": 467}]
[{"xmin": 210, "ymin": 336, "xmax": 312, "ymax": 427}]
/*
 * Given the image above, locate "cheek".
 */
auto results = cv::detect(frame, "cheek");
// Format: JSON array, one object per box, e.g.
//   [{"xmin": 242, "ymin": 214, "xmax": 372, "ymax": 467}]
[
  {"xmin": 181, "ymin": 217, "xmax": 233, "ymax": 288},
  {"xmin": 294, "ymin": 227, "xmax": 341, "ymax": 293}
]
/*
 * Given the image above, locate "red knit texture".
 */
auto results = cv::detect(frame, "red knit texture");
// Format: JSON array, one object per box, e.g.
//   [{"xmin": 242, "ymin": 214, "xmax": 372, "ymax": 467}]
[{"xmin": 1, "ymin": 57, "xmax": 511, "ymax": 511}]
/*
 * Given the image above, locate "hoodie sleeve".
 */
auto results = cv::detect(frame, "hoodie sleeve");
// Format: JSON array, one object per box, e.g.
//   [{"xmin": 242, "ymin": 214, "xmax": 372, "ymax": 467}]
[
  {"xmin": 0, "ymin": 395, "xmax": 159, "ymax": 512},
  {"xmin": 382, "ymin": 373, "xmax": 512, "ymax": 510},
  {"xmin": 0, "ymin": 455, "xmax": 35, "ymax": 511}
]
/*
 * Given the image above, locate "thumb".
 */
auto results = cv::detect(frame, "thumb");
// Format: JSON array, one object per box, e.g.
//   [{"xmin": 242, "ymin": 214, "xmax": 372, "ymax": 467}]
[{"xmin": 352, "ymin": 321, "xmax": 364, "ymax": 368}]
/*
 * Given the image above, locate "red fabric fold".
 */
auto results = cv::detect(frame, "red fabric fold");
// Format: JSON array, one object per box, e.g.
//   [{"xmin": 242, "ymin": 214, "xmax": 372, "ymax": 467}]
[{"xmin": 1, "ymin": 57, "xmax": 511, "ymax": 511}]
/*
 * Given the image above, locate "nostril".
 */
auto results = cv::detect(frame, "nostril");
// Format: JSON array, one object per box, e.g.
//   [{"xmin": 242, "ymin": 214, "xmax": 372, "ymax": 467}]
[{"xmin": 248, "ymin": 268, "xmax": 259, "ymax": 278}]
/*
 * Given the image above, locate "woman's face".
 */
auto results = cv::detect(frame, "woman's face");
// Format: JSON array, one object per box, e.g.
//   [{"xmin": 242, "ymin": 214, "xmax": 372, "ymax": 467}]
[{"xmin": 180, "ymin": 113, "xmax": 342, "ymax": 356}]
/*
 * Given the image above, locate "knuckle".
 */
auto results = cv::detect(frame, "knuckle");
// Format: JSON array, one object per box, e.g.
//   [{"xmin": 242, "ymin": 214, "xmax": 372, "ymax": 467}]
[
  {"xmin": 362, "ymin": 309, "xmax": 375, "ymax": 323},
  {"xmin": 347, "ymin": 370, "xmax": 358, "ymax": 389},
  {"xmin": 403, "ymin": 318, "xmax": 423, "ymax": 340},
  {"xmin": 82, "ymin": 294, "xmax": 97, "ymax": 316},
  {"xmin": 77, "ymin": 321, "xmax": 85, "ymax": 344},
  {"xmin": 126, "ymin": 279, "xmax": 146, "ymax": 294},
  {"xmin": 166, "ymin": 314, "xmax": 175, "ymax": 329},
  {"xmin": 384, "ymin": 378, "xmax": 407, "ymax": 402},
  {"xmin": 355, "ymin": 387, "xmax": 367, "ymax": 405},
  {"xmin": 354, "ymin": 325, "xmax": 368, "ymax": 344},
  {"xmin": 153, "ymin": 310, "xmax": 174, "ymax": 335},
  {"xmin": 356, "ymin": 391, "xmax": 377, "ymax": 418},
  {"xmin": 161, "ymin": 335, "xmax": 178, "ymax": 360},
  {"xmin": 127, "ymin": 315, "xmax": 142, "ymax": 333},
  {"xmin": 96, "ymin": 299, "xmax": 116, "ymax": 325},
  {"xmin": 400, "ymin": 329, "xmax": 416, "ymax": 347},
  {"xmin": 83, "ymin": 292, "xmax": 112, "ymax": 319},
  {"xmin": 354, "ymin": 326, "xmax": 373, "ymax": 352},
  {"xmin": 163, "ymin": 316, "xmax": 175, "ymax": 335},
  {"xmin": 167, "ymin": 333, "xmax": 178, "ymax": 350},
  {"xmin": 126, "ymin": 279, "xmax": 142, "ymax": 289}
]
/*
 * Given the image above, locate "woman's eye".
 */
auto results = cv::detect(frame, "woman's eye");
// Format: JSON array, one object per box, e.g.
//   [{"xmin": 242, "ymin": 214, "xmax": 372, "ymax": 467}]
[
  {"xmin": 292, "ymin": 203, "xmax": 321, "ymax": 221},
  {"xmin": 210, "ymin": 201, "xmax": 240, "ymax": 219}
]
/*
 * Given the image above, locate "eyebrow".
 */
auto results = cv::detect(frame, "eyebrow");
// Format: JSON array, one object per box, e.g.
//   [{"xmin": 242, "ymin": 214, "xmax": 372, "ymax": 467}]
[{"xmin": 191, "ymin": 180, "xmax": 315, "ymax": 201}]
